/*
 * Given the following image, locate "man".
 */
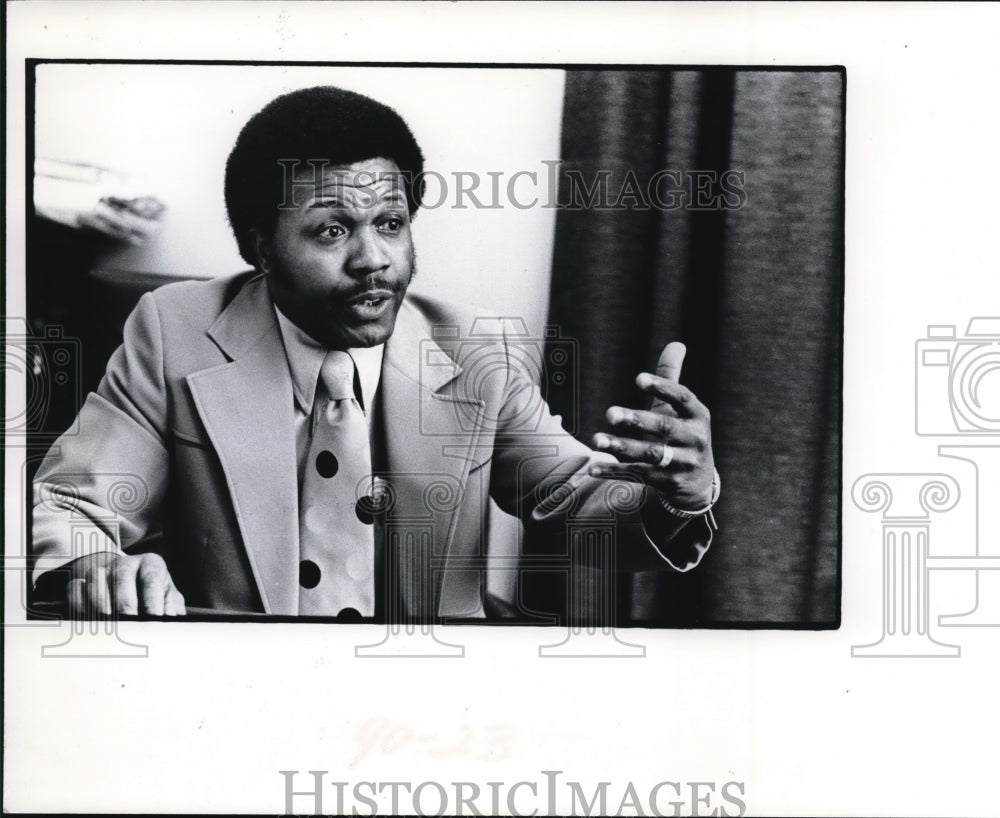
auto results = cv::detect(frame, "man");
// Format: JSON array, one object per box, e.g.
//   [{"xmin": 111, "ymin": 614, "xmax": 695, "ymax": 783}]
[{"xmin": 32, "ymin": 85, "xmax": 719, "ymax": 621}]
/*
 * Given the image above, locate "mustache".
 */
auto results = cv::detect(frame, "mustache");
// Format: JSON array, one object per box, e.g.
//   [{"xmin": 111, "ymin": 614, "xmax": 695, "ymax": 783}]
[
  {"xmin": 339, "ymin": 277, "xmax": 402, "ymax": 301},
  {"xmin": 336, "ymin": 263, "xmax": 418, "ymax": 303}
]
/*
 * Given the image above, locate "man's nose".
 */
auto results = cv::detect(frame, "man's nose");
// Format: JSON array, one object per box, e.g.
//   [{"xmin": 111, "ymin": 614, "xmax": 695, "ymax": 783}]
[{"xmin": 346, "ymin": 227, "xmax": 390, "ymax": 275}]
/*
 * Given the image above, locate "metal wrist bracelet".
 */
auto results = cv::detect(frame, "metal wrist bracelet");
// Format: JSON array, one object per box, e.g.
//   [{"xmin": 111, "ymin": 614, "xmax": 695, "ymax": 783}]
[{"xmin": 658, "ymin": 469, "xmax": 721, "ymax": 519}]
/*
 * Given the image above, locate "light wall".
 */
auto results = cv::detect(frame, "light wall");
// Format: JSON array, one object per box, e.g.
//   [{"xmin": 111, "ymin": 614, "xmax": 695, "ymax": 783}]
[{"xmin": 35, "ymin": 63, "xmax": 566, "ymax": 336}]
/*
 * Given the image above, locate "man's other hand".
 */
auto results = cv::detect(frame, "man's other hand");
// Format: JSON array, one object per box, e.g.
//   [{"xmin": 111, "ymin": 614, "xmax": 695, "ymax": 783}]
[
  {"xmin": 63, "ymin": 552, "xmax": 186, "ymax": 617},
  {"xmin": 590, "ymin": 342, "xmax": 716, "ymax": 511}
]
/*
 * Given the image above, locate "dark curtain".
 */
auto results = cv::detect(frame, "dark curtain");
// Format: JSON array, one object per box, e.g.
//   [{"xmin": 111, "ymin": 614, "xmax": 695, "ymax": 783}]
[{"xmin": 534, "ymin": 70, "xmax": 843, "ymax": 626}]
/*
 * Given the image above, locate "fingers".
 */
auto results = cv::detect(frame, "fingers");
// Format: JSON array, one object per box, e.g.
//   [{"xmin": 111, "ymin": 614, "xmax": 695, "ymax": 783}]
[
  {"xmin": 111, "ymin": 557, "xmax": 141, "ymax": 615},
  {"xmin": 137, "ymin": 555, "xmax": 171, "ymax": 616},
  {"xmin": 635, "ymin": 373, "xmax": 708, "ymax": 416},
  {"xmin": 135, "ymin": 553, "xmax": 185, "ymax": 616},
  {"xmin": 593, "ymin": 421, "xmax": 705, "ymax": 465},
  {"xmin": 67, "ymin": 578, "xmax": 88, "ymax": 618},
  {"xmin": 587, "ymin": 459, "xmax": 694, "ymax": 494},
  {"xmin": 589, "ymin": 461, "xmax": 661, "ymax": 482},
  {"xmin": 656, "ymin": 341, "xmax": 686, "ymax": 383},
  {"xmin": 591, "ymin": 341, "xmax": 715, "ymax": 512},
  {"xmin": 164, "ymin": 585, "xmax": 187, "ymax": 616},
  {"xmin": 82, "ymin": 561, "xmax": 113, "ymax": 616},
  {"xmin": 65, "ymin": 553, "xmax": 184, "ymax": 618},
  {"xmin": 593, "ymin": 432, "xmax": 671, "ymax": 467},
  {"xmin": 604, "ymin": 405, "xmax": 709, "ymax": 439},
  {"xmin": 591, "ymin": 433, "xmax": 700, "ymax": 471}
]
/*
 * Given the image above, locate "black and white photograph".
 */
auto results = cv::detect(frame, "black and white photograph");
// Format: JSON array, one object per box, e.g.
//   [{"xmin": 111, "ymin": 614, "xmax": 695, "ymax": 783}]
[
  {"xmin": 4, "ymin": 3, "xmax": 1000, "ymax": 817},
  {"xmin": 24, "ymin": 61, "xmax": 841, "ymax": 628}
]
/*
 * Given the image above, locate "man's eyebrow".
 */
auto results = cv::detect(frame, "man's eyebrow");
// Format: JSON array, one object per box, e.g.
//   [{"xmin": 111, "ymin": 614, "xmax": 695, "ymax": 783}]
[
  {"xmin": 307, "ymin": 189, "xmax": 408, "ymax": 208},
  {"xmin": 295, "ymin": 171, "xmax": 407, "ymax": 188}
]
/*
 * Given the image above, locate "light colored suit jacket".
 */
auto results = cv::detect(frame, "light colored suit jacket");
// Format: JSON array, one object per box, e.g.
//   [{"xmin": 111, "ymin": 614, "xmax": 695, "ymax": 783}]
[{"xmin": 32, "ymin": 272, "xmax": 711, "ymax": 618}]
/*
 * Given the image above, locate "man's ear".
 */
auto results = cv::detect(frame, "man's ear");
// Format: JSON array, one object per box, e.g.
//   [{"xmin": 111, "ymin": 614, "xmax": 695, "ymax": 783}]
[{"xmin": 250, "ymin": 229, "xmax": 274, "ymax": 275}]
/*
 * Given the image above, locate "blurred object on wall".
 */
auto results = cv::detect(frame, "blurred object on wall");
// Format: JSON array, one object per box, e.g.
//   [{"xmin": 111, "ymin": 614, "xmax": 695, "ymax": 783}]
[
  {"xmin": 34, "ymin": 157, "xmax": 165, "ymax": 244},
  {"xmin": 28, "ymin": 159, "xmax": 168, "ymax": 448}
]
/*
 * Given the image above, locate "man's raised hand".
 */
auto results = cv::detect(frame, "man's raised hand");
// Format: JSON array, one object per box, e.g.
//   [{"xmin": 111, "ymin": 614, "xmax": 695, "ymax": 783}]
[{"xmin": 589, "ymin": 341, "xmax": 716, "ymax": 512}]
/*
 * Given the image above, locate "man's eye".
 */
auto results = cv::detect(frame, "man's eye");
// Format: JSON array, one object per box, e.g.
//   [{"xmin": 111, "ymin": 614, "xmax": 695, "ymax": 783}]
[
  {"xmin": 379, "ymin": 217, "xmax": 405, "ymax": 233},
  {"xmin": 317, "ymin": 224, "xmax": 347, "ymax": 240}
]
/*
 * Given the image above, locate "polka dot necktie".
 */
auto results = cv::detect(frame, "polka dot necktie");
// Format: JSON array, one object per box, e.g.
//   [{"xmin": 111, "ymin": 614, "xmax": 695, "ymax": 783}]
[{"xmin": 298, "ymin": 350, "xmax": 375, "ymax": 617}]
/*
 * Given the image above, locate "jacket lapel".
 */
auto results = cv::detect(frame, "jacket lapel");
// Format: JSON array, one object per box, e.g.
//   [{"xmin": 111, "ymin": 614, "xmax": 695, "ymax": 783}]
[
  {"xmin": 186, "ymin": 275, "xmax": 300, "ymax": 614},
  {"xmin": 381, "ymin": 300, "xmax": 487, "ymax": 617}
]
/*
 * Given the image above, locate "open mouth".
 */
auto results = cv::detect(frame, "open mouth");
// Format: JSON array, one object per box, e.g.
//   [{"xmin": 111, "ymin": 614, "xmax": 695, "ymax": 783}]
[
  {"xmin": 343, "ymin": 289, "xmax": 395, "ymax": 319},
  {"xmin": 347, "ymin": 289, "xmax": 393, "ymax": 304}
]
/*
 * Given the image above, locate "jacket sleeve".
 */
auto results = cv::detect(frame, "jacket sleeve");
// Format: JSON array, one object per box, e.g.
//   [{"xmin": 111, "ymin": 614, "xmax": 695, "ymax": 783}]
[
  {"xmin": 31, "ymin": 292, "xmax": 171, "ymax": 585},
  {"xmin": 485, "ymin": 322, "xmax": 714, "ymax": 573}
]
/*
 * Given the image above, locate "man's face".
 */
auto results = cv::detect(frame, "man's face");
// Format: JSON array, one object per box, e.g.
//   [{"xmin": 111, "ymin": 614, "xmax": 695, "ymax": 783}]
[{"xmin": 257, "ymin": 157, "xmax": 415, "ymax": 349}]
